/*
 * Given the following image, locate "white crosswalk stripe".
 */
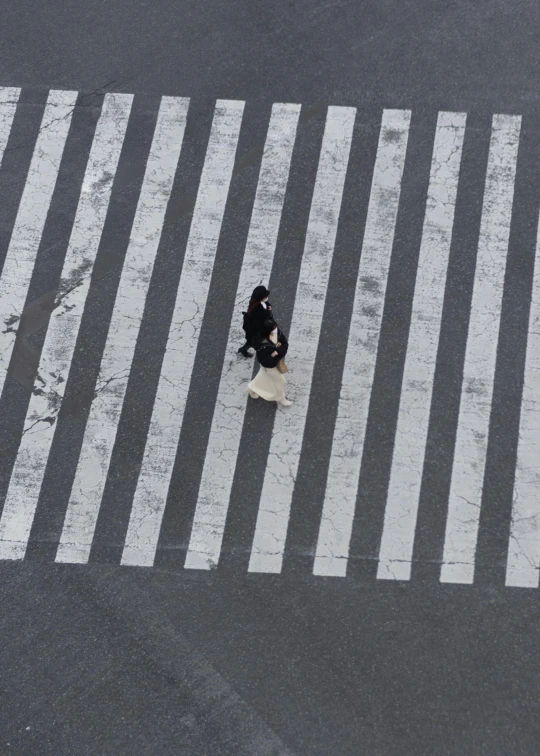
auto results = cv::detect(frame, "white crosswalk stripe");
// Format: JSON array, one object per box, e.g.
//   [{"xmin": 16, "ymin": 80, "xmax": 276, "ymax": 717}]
[
  {"xmin": 122, "ymin": 99, "xmax": 244, "ymax": 567},
  {"xmin": 0, "ymin": 93, "xmax": 133, "ymax": 560},
  {"xmin": 56, "ymin": 96, "xmax": 189, "ymax": 564},
  {"xmin": 441, "ymin": 115, "xmax": 521, "ymax": 584},
  {"xmin": 249, "ymin": 105, "xmax": 356, "ymax": 573},
  {"xmin": 314, "ymin": 108, "xmax": 411, "ymax": 577},
  {"xmin": 0, "ymin": 89, "xmax": 76, "ymax": 404},
  {"xmin": 0, "ymin": 88, "xmax": 538, "ymax": 587},
  {"xmin": 183, "ymin": 103, "xmax": 300, "ymax": 571},
  {"xmin": 377, "ymin": 112, "xmax": 466, "ymax": 581},
  {"xmin": 506, "ymin": 215, "xmax": 540, "ymax": 588},
  {"xmin": 0, "ymin": 87, "xmax": 20, "ymax": 167}
]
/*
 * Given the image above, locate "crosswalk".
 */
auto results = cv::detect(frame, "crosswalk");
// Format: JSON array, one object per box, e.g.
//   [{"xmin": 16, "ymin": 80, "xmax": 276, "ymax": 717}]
[
  {"xmin": 0, "ymin": 87, "xmax": 538, "ymax": 587},
  {"xmin": 178, "ymin": 102, "xmax": 301, "ymax": 572}
]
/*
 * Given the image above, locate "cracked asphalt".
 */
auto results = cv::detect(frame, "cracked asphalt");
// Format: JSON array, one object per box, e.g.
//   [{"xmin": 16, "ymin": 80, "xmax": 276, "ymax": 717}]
[{"xmin": 2, "ymin": 1, "xmax": 540, "ymax": 754}]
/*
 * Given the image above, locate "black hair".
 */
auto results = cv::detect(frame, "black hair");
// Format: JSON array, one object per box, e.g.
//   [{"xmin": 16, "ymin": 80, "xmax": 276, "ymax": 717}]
[{"xmin": 260, "ymin": 319, "xmax": 276, "ymax": 339}]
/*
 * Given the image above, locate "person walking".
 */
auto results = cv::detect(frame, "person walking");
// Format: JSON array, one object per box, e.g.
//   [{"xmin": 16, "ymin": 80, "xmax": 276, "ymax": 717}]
[
  {"xmin": 247, "ymin": 318, "xmax": 293, "ymax": 406},
  {"xmin": 238, "ymin": 285, "xmax": 274, "ymax": 358}
]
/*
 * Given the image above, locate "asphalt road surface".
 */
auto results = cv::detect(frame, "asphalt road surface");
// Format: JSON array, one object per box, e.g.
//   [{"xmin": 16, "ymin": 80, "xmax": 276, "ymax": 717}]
[{"xmin": 1, "ymin": 1, "xmax": 540, "ymax": 754}]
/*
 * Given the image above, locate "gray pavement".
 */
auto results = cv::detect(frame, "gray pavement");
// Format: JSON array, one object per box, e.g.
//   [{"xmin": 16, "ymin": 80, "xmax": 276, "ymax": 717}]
[{"xmin": 1, "ymin": 1, "xmax": 540, "ymax": 754}]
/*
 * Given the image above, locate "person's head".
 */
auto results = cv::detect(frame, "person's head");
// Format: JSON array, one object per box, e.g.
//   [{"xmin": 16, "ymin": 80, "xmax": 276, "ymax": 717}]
[
  {"xmin": 252, "ymin": 285, "xmax": 270, "ymax": 302},
  {"xmin": 261, "ymin": 318, "xmax": 277, "ymax": 340},
  {"xmin": 248, "ymin": 285, "xmax": 270, "ymax": 313}
]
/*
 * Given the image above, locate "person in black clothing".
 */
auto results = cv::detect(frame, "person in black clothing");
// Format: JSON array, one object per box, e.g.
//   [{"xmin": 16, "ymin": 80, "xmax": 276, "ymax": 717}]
[
  {"xmin": 247, "ymin": 318, "xmax": 292, "ymax": 406},
  {"xmin": 253, "ymin": 320, "xmax": 288, "ymax": 366},
  {"xmin": 238, "ymin": 285, "xmax": 274, "ymax": 357}
]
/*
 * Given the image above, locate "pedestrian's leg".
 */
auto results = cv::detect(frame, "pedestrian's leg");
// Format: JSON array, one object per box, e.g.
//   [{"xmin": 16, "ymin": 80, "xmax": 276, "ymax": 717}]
[
  {"xmin": 276, "ymin": 374, "xmax": 292, "ymax": 406},
  {"xmin": 238, "ymin": 337, "xmax": 253, "ymax": 357}
]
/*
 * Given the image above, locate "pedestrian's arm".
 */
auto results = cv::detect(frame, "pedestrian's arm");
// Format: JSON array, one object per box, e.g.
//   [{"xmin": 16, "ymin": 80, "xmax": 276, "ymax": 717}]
[
  {"xmin": 277, "ymin": 332, "xmax": 288, "ymax": 357},
  {"xmin": 258, "ymin": 345, "xmax": 281, "ymax": 368},
  {"xmin": 266, "ymin": 348, "xmax": 282, "ymax": 368}
]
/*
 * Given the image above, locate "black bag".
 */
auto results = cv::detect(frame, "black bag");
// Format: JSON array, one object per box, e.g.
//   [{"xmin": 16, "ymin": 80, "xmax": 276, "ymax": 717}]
[{"xmin": 242, "ymin": 311, "xmax": 250, "ymax": 334}]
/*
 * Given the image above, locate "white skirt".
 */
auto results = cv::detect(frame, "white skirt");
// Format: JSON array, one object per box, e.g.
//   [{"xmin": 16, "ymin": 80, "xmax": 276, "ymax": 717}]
[{"xmin": 248, "ymin": 365, "xmax": 286, "ymax": 403}]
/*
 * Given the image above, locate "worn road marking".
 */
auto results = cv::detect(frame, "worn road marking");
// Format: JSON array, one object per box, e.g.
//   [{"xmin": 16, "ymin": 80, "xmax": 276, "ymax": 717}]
[
  {"xmin": 0, "ymin": 94, "xmax": 133, "ymax": 560},
  {"xmin": 377, "ymin": 112, "xmax": 466, "ymax": 581},
  {"xmin": 55, "ymin": 96, "xmax": 189, "ymax": 564},
  {"xmin": 181, "ymin": 103, "xmax": 300, "ymax": 571},
  {"xmin": 0, "ymin": 89, "xmax": 76, "ymax": 401},
  {"xmin": 248, "ymin": 105, "xmax": 356, "ymax": 574},
  {"xmin": 506, "ymin": 212, "xmax": 540, "ymax": 587},
  {"xmin": 122, "ymin": 99, "xmax": 245, "ymax": 567},
  {"xmin": 313, "ymin": 109, "xmax": 411, "ymax": 577},
  {"xmin": 0, "ymin": 87, "xmax": 20, "ymax": 167},
  {"xmin": 441, "ymin": 114, "xmax": 521, "ymax": 584}
]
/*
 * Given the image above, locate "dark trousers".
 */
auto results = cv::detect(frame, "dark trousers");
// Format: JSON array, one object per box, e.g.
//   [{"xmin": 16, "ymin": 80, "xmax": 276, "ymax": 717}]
[{"xmin": 239, "ymin": 336, "xmax": 252, "ymax": 354}]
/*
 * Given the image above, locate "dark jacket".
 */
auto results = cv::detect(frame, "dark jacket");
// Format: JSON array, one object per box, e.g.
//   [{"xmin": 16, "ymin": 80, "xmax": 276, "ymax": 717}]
[
  {"xmin": 256, "ymin": 329, "xmax": 289, "ymax": 369},
  {"xmin": 243, "ymin": 303, "xmax": 275, "ymax": 341}
]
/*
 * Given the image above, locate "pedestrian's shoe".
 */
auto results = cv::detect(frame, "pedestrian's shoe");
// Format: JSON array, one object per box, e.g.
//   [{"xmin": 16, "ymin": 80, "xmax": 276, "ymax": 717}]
[
  {"xmin": 238, "ymin": 347, "xmax": 253, "ymax": 358},
  {"xmin": 278, "ymin": 398, "xmax": 293, "ymax": 407},
  {"xmin": 248, "ymin": 389, "xmax": 259, "ymax": 399}
]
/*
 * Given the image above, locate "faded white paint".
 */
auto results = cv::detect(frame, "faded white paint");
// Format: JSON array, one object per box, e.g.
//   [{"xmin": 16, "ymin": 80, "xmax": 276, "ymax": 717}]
[
  {"xmin": 441, "ymin": 114, "xmax": 521, "ymax": 584},
  {"xmin": 314, "ymin": 109, "xmax": 411, "ymax": 577},
  {"xmin": 248, "ymin": 106, "xmax": 356, "ymax": 574},
  {"xmin": 55, "ymin": 96, "xmax": 189, "ymax": 564},
  {"xmin": 181, "ymin": 103, "xmax": 300, "ymax": 571},
  {"xmin": 377, "ymin": 112, "xmax": 466, "ymax": 581},
  {"xmin": 121, "ymin": 99, "xmax": 245, "ymax": 567},
  {"xmin": 506, "ymin": 216, "xmax": 540, "ymax": 587},
  {"xmin": 0, "ymin": 87, "xmax": 20, "ymax": 168},
  {"xmin": 0, "ymin": 89, "xmax": 77, "ymax": 401},
  {"xmin": 0, "ymin": 94, "xmax": 133, "ymax": 560}
]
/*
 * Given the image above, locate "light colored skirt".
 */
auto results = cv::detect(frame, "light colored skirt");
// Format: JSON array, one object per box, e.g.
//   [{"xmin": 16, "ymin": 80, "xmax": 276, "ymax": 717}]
[{"xmin": 248, "ymin": 365, "xmax": 286, "ymax": 403}]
